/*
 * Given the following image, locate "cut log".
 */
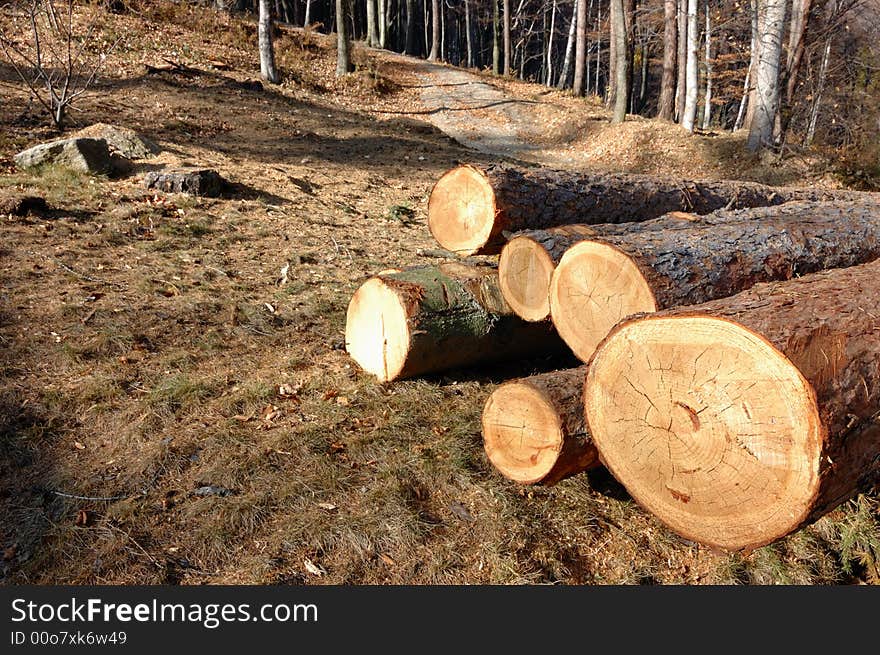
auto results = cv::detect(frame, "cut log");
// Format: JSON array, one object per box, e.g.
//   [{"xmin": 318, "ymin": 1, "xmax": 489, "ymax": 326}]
[
  {"xmin": 584, "ymin": 260, "xmax": 880, "ymax": 551},
  {"xmin": 499, "ymin": 212, "xmax": 701, "ymax": 322},
  {"xmin": 482, "ymin": 366, "xmax": 597, "ymax": 485},
  {"xmin": 427, "ymin": 163, "xmax": 872, "ymax": 256},
  {"xmin": 549, "ymin": 201, "xmax": 880, "ymax": 363},
  {"xmin": 344, "ymin": 263, "xmax": 564, "ymax": 382}
]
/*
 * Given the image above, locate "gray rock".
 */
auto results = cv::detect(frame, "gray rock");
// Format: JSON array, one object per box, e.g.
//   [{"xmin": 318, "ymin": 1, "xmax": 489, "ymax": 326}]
[
  {"xmin": 143, "ymin": 168, "xmax": 228, "ymax": 197},
  {"xmin": 14, "ymin": 138, "xmax": 112, "ymax": 174},
  {"xmin": 73, "ymin": 123, "xmax": 160, "ymax": 159}
]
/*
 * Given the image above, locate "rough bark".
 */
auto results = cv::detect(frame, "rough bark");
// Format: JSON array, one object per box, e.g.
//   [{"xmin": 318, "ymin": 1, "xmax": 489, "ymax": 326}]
[
  {"xmin": 464, "ymin": 0, "xmax": 473, "ymax": 67},
  {"xmin": 585, "ymin": 258, "xmax": 880, "ymax": 551},
  {"xmin": 427, "ymin": 163, "xmax": 873, "ymax": 256},
  {"xmin": 483, "ymin": 366, "xmax": 598, "ymax": 485},
  {"xmin": 258, "ymin": 0, "xmax": 280, "ymax": 84},
  {"xmin": 658, "ymin": 0, "xmax": 677, "ymax": 120},
  {"xmin": 344, "ymin": 263, "xmax": 565, "ymax": 383},
  {"xmin": 406, "ymin": 0, "xmax": 419, "ymax": 55},
  {"xmin": 550, "ymin": 200, "xmax": 880, "ymax": 363},
  {"xmin": 701, "ymin": 0, "xmax": 711, "ymax": 129},
  {"xmin": 367, "ymin": 0, "xmax": 379, "ymax": 47},
  {"xmin": 493, "ymin": 0, "xmax": 501, "ymax": 73},
  {"xmin": 557, "ymin": 0, "xmax": 578, "ymax": 88}
]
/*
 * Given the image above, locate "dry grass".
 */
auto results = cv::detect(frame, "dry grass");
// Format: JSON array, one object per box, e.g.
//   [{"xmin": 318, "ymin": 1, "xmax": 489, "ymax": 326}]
[{"xmin": 0, "ymin": 2, "xmax": 877, "ymax": 586}]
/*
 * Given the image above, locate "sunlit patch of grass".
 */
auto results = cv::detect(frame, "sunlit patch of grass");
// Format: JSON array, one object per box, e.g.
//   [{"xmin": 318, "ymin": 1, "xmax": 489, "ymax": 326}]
[{"xmin": 147, "ymin": 374, "xmax": 216, "ymax": 414}]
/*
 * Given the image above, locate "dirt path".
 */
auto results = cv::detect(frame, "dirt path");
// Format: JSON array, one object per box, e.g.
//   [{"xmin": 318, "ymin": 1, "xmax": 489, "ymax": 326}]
[{"xmin": 388, "ymin": 55, "xmax": 588, "ymax": 167}]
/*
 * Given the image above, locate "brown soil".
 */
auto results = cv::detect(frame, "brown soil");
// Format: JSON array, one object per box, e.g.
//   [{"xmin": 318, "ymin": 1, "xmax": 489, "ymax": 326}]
[{"xmin": 0, "ymin": 3, "xmax": 877, "ymax": 586}]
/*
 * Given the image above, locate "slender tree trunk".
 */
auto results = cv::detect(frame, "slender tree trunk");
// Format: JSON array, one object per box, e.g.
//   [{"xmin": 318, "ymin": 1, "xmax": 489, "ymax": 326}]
[
  {"xmin": 585, "ymin": 0, "xmax": 592, "ymax": 90},
  {"xmin": 557, "ymin": 0, "xmax": 578, "ymax": 88},
  {"xmin": 366, "ymin": 0, "xmax": 378, "ymax": 46},
  {"xmin": 747, "ymin": 0, "xmax": 787, "ymax": 151},
  {"xmin": 681, "ymin": 0, "xmax": 698, "ymax": 131},
  {"xmin": 607, "ymin": 0, "xmax": 616, "ymax": 106},
  {"xmin": 545, "ymin": 0, "xmax": 557, "ymax": 85},
  {"xmin": 405, "ymin": 0, "xmax": 418, "ymax": 54},
  {"xmin": 804, "ymin": 32, "xmax": 832, "ymax": 146},
  {"xmin": 675, "ymin": 0, "xmax": 687, "ymax": 120},
  {"xmin": 734, "ymin": 48, "xmax": 752, "ymax": 130},
  {"xmin": 258, "ymin": 0, "xmax": 280, "ymax": 84},
  {"xmin": 743, "ymin": 0, "xmax": 761, "ymax": 131},
  {"xmin": 781, "ymin": 0, "xmax": 811, "ymax": 136},
  {"xmin": 493, "ymin": 0, "xmax": 501, "ymax": 73},
  {"xmin": 304, "ymin": 0, "xmax": 311, "ymax": 26},
  {"xmin": 336, "ymin": 0, "xmax": 352, "ymax": 75},
  {"xmin": 464, "ymin": 0, "xmax": 473, "ymax": 66},
  {"xmin": 428, "ymin": 0, "xmax": 440, "ymax": 59},
  {"xmin": 378, "ymin": 0, "xmax": 387, "ymax": 47},
  {"xmin": 573, "ymin": 0, "xmax": 588, "ymax": 94},
  {"xmin": 594, "ymin": 1, "xmax": 601, "ymax": 94},
  {"xmin": 701, "ymin": 0, "xmax": 711, "ymax": 129},
  {"xmin": 610, "ymin": 0, "xmax": 628, "ymax": 123},
  {"xmin": 658, "ymin": 0, "xmax": 676, "ymax": 120},
  {"xmin": 503, "ymin": 0, "xmax": 511, "ymax": 74}
]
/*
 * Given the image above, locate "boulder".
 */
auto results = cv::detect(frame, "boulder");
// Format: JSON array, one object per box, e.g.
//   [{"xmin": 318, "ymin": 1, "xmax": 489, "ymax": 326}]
[
  {"xmin": 73, "ymin": 123, "xmax": 160, "ymax": 159},
  {"xmin": 143, "ymin": 168, "xmax": 228, "ymax": 197},
  {"xmin": 14, "ymin": 138, "xmax": 112, "ymax": 175}
]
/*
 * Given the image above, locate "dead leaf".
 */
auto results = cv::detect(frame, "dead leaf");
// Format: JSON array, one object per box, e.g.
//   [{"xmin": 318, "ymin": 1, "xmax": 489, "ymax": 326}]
[
  {"xmin": 3, "ymin": 545, "xmax": 17, "ymax": 561},
  {"xmin": 316, "ymin": 502, "xmax": 337, "ymax": 511},
  {"xmin": 304, "ymin": 558, "xmax": 326, "ymax": 576},
  {"xmin": 262, "ymin": 405, "xmax": 283, "ymax": 422},
  {"xmin": 73, "ymin": 441, "xmax": 86, "ymax": 450},
  {"xmin": 278, "ymin": 383, "xmax": 302, "ymax": 398},
  {"xmin": 379, "ymin": 553, "xmax": 396, "ymax": 566},
  {"xmin": 335, "ymin": 396, "xmax": 350, "ymax": 406},
  {"xmin": 75, "ymin": 510, "xmax": 93, "ymax": 527},
  {"xmin": 322, "ymin": 389, "xmax": 339, "ymax": 401},
  {"xmin": 232, "ymin": 410, "xmax": 256, "ymax": 422},
  {"xmin": 329, "ymin": 441, "xmax": 346, "ymax": 454}
]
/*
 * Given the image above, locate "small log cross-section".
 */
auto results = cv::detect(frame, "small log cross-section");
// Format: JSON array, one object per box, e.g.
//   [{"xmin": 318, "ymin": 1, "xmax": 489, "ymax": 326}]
[
  {"xmin": 427, "ymin": 163, "xmax": 871, "ymax": 256},
  {"xmin": 482, "ymin": 366, "xmax": 597, "ymax": 485},
  {"xmin": 549, "ymin": 201, "xmax": 880, "ymax": 363},
  {"xmin": 584, "ymin": 260, "xmax": 880, "ymax": 552},
  {"xmin": 344, "ymin": 263, "xmax": 564, "ymax": 383},
  {"xmin": 499, "ymin": 212, "xmax": 702, "ymax": 322}
]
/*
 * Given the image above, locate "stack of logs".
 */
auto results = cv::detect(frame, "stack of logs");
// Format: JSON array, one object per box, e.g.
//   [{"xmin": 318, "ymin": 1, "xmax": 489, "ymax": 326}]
[{"xmin": 344, "ymin": 163, "xmax": 880, "ymax": 552}]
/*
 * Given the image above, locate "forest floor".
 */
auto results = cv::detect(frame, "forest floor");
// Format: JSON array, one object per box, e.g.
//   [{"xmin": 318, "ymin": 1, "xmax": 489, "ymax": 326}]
[{"xmin": 0, "ymin": 3, "xmax": 877, "ymax": 586}]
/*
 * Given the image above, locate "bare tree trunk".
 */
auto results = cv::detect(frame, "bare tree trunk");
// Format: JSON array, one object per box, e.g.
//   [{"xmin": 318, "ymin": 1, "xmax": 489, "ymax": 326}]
[
  {"xmin": 503, "ymin": 0, "xmax": 511, "ymax": 74},
  {"xmin": 594, "ymin": 0, "xmax": 601, "ymax": 94},
  {"xmin": 367, "ymin": 0, "xmax": 378, "ymax": 46},
  {"xmin": 336, "ymin": 0, "xmax": 352, "ymax": 75},
  {"xmin": 743, "ymin": 0, "xmax": 761, "ymax": 131},
  {"xmin": 658, "ymin": 0, "xmax": 677, "ymax": 120},
  {"xmin": 607, "ymin": 0, "xmax": 616, "ymax": 106},
  {"xmin": 428, "ymin": 0, "xmax": 440, "ymax": 59},
  {"xmin": 493, "ymin": 0, "xmax": 501, "ymax": 73},
  {"xmin": 675, "ymin": 0, "xmax": 687, "ymax": 120},
  {"xmin": 585, "ymin": 0, "xmax": 592, "ymax": 89},
  {"xmin": 258, "ymin": 0, "xmax": 280, "ymax": 84},
  {"xmin": 733, "ymin": 45, "xmax": 753, "ymax": 130},
  {"xmin": 378, "ymin": 0, "xmax": 387, "ymax": 47},
  {"xmin": 406, "ymin": 0, "xmax": 418, "ymax": 55},
  {"xmin": 573, "ymin": 0, "xmax": 588, "ymax": 94},
  {"xmin": 464, "ymin": 0, "xmax": 473, "ymax": 66},
  {"xmin": 780, "ymin": 0, "xmax": 811, "ymax": 137},
  {"xmin": 681, "ymin": 0, "xmax": 698, "ymax": 131},
  {"xmin": 747, "ymin": 0, "xmax": 787, "ymax": 151},
  {"xmin": 610, "ymin": 0, "xmax": 628, "ymax": 123},
  {"xmin": 701, "ymin": 0, "xmax": 711, "ymax": 129},
  {"xmin": 558, "ymin": 0, "xmax": 578, "ymax": 88},
  {"xmin": 545, "ymin": 0, "xmax": 557, "ymax": 85},
  {"xmin": 804, "ymin": 31, "xmax": 832, "ymax": 146},
  {"xmin": 304, "ymin": 0, "xmax": 311, "ymax": 26}
]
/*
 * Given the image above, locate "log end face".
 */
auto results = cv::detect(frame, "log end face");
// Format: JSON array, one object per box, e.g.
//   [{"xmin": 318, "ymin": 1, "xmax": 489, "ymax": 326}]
[
  {"xmin": 482, "ymin": 381, "xmax": 564, "ymax": 484},
  {"xmin": 584, "ymin": 315, "xmax": 823, "ymax": 551},
  {"xmin": 428, "ymin": 165, "xmax": 495, "ymax": 256},
  {"xmin": 345, "ymin": 277, "xmax": 411, "ymax": 383},
  {"xmin": 549, "ymin": 240, "xmax": 657, "ymax": 363},
  {"xmin": 498, "ymin": 236, "xmax": 555, "ymax": 322}
]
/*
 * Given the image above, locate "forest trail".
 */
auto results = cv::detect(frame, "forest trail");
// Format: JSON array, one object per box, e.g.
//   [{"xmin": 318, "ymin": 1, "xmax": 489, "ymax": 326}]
[{"xmin": 389, "ymin": 54, "xmax": 591, "ymax": 168}]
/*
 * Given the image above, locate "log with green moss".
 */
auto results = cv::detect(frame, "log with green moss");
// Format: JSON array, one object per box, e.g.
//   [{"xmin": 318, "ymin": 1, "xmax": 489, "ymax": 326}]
[{"xmin": 344, "ymin": 262, "xmax": 565, "ymax": 382}]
